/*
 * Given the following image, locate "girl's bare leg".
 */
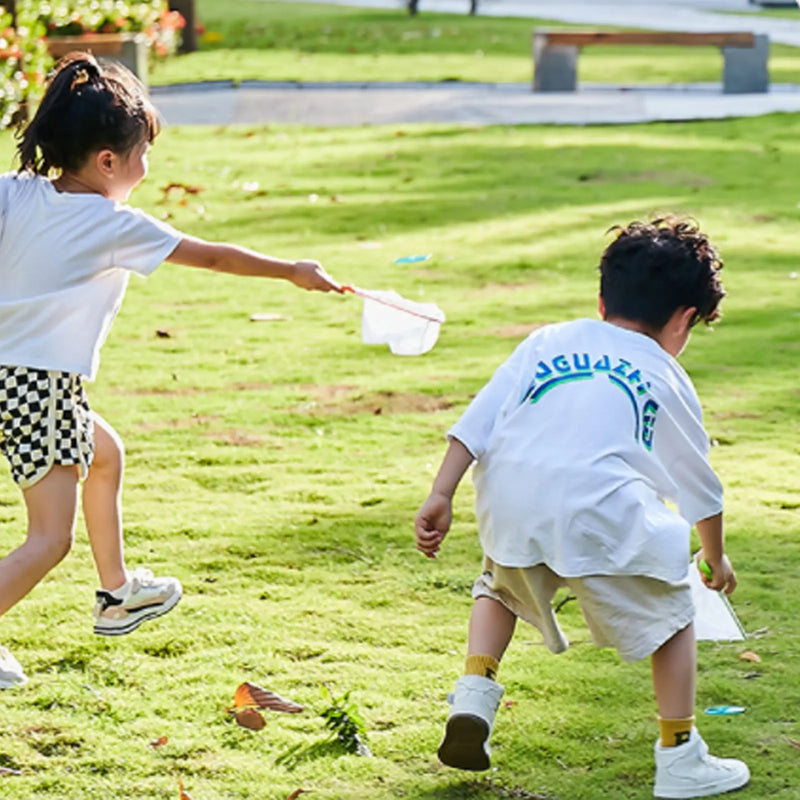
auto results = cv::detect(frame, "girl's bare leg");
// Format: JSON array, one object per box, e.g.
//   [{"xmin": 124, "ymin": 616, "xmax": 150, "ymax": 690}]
[
  {"xmin": 0, "ymin": 465, "xmax": 79, "ymax": 617},
  {"xmin": 82, "ymin": 413, "xmax": 127, "ymax": 591}
]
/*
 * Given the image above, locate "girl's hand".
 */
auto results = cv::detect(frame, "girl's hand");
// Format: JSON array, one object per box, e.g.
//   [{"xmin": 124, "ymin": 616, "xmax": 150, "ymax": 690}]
[
  {"xmin": 292, "ymin": 260, "xmax": 343, "ymax": 293},
  {"xmin": 414, "ymin": 492, "xmax": 452, "ymax": 559}
]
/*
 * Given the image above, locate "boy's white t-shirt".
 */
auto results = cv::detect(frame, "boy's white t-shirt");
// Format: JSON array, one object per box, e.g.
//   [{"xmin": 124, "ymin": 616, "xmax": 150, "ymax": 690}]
[
  {"xmin": 0, "ymin": 172, "xmax": 182, "ymax": 380},
  {"xmin": 449, "ymin": 318, "xmax": 722, "ymax": 584}
]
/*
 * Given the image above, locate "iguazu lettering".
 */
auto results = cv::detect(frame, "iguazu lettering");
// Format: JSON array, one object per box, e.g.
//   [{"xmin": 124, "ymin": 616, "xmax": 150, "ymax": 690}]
[{"xmin": 522, "ymin": 353, "xmax": 659, "ymax": 449}]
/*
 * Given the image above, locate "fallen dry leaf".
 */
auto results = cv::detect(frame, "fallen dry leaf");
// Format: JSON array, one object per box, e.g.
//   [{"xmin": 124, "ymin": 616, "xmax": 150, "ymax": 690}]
[
  {"xmin": 788, "ymin": 738, "xmax": 800, "ymax": 751},
  {"xmin": 178, "ymin": 779, "xmax": 194, "ymax": 799},
  {"xmin": 0, "ymin": 766, "xmax": 24, "ymax": 776},
  {"xmin": 234, "ymin": 708, "xmax": 266, "ymax": 731},
  {"xmin": 287, "ymin": 790, "xmax": 311, "ymax": 800},
  {"xmin": 149, "ymin": 735, "xmax": 169, "ymax": 749},
  {"xmin": 233, "ymin": 682, "xmax": 304, "ymax": 714},
  {"xmin": 161, "ymin": 182, "xmax": 203, "ymax": 200},
  {"xmin": 250, "ymin": 312, "xmax": 291, "ymax": 322},
  {"xmin": 739, "ymin": 651, "xmax": 762, "ymax": 663}
]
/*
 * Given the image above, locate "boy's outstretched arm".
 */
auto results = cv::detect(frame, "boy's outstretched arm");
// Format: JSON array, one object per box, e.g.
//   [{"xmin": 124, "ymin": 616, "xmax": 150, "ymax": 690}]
[
  {"xmin": 415, "ymin": 438, "xmax": 474, "ymax": 559},
  {"xmin": 696, "ymin": 512, "xmax": 737, "ymax": 594},
  {"xmin": 167, "ymin": 235, "xmax": 343, "ymax": 293}
]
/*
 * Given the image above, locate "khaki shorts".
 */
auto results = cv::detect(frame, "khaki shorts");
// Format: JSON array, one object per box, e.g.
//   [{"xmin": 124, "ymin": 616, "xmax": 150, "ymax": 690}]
[
  {"xmin": 473, "ymin": 556, "xmax": 694, "ymax": 663},
  {"xmin": 0, "ymin": 366, "xmax": 94, "ymax": 489}
]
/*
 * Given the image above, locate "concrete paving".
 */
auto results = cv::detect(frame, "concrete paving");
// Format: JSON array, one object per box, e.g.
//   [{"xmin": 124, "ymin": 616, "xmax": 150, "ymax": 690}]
[
  {"xmin": 152, "ymin": 80, "xmax": 800, "ymax": 127},
  {"xmin": 151, "ymin": 0, "xmax": 800, "ymax": 127}
]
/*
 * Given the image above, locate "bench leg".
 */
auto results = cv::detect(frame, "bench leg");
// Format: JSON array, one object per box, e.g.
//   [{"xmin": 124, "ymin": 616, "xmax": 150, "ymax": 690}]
[
  {"xmin": 533, "ymin": 36, "xmax": 578, "ymax": 92},
  {"xmin": 722, "ymin": 34, "xmax": 769, "ymax": 94},
  {"xmin": 117, "ymin": 34, "xmax": 149, "ymax": 88}
]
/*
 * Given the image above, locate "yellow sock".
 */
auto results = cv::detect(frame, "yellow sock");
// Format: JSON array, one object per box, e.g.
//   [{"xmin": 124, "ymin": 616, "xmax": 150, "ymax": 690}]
[
  {"xmin": 465, "ymin": 654, "xmax": 500, "ymax": 681},
  {"xmin": 659, "ymin": 716, "xmax": 695, "ymax": 748}
]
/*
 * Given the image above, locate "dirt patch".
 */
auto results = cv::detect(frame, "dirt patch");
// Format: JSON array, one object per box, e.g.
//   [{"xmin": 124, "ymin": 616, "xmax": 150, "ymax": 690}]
[
  {"xmin": 229, "ymin": 382, "xmax": 276, "ymax": 392},
  {"xmin": 138, "ymin": 414, "xmax": 220, "ymax": 431},
  {"xmin": 303, "ymin": 388, "xmax": 455, "ymax": 416},
  {"xmin": 301, "ymin": 384, "xmax": 361, "ymax": 400},
  {"xmin": 113, "ymin": 385, "xmax": 211, "ymax": 396},
  {"xmin": 472, "ymin": 282, "xmax": 531, "ymax": 298},
  {"xmin": 204, "ymin": 429, "xmax": 265, "ymax": 446},
  {"xmin": 491, "ymin": 322, "xmax": 546, "ymax": 339}
]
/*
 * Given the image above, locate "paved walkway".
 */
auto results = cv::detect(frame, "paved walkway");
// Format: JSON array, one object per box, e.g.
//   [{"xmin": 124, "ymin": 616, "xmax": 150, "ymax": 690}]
[
  {"xmin": 153, "ymin": 80, "xmax": 800, "ymax": 127},
  {"xmin": 152, "ymin": 0, "xmax": 800, "ymax": 127}
]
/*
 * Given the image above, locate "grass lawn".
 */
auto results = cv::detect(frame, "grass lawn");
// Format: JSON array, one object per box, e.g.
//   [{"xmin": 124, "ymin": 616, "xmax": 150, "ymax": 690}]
[
  {"xmin": 148, "ymin": 0, "xmax": 800, "ymax": 86},
  {"xmin": 0, "ymin": 111, "xmax": 799, "ymax": 798}
]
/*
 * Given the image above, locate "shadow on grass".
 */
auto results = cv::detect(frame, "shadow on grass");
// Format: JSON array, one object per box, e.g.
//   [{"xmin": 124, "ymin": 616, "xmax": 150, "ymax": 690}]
[
  {"xmin": 275, "ymin": 738, "xmax": 347, "ymax": 767},
  {"xmin": 411, "ymin": 778, "xmax": 552, "ymax": 799}
]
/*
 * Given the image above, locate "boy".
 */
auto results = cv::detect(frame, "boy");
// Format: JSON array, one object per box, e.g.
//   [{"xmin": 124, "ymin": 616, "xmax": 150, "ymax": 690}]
[{"xmin": 415, "ymin": 217, "xmax": 749, "ymax": 798}]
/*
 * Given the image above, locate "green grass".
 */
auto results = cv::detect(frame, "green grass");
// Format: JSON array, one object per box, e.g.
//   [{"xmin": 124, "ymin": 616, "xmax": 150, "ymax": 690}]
[
  {"xmin": 723, "ymin": 6, "xmax": 800, "ymax": 19},
  {"xmin": 148, "ymin": 0, "xmax": 800, "ymax": 86},
  {"xmin": 1, "ymin": 111, "xmax": 800, "ymax": 798}
]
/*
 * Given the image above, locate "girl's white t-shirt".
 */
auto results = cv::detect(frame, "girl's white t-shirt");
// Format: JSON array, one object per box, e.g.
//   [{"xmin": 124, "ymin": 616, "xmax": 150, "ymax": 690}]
[
  {"xmin": 449, "ymin": 318, "xmax": 722, "ymax": 583},
  {"xmin": 0, "ymin": 172, "xmax": 182, "ymax": 380}
]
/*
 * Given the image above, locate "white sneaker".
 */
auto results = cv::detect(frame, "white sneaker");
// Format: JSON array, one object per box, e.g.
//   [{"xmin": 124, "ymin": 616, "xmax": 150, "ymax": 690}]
[
  {"xmin": 438, "ymin": 674, "xmax": 505, "ymax": 771},
  {"xmin": 654, "ymin": 728, "xmax": 750, "ymax": 798},
  {"xmin": 93, "ymin": 568, "xmax": 182, "ymax": 636},
  {"xmin": 0, "ymin": 645, "xmax": 28, "ymax": 689}
]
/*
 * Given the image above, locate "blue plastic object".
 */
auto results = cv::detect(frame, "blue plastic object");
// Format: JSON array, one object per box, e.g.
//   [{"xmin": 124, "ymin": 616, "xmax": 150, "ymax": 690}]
[
  {"xmin": 395, "ymin": 254, "xmax": 431, "ymax": 264},
  {"xmin": 704, "ymin": 705, "xmax": 746, "ymax": 716}
]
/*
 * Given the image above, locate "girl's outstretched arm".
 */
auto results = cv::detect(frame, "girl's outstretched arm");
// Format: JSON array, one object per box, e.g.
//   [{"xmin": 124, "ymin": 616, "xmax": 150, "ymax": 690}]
[{"xmin": 166, "ymin": 235, "xmax": 342, "ymax": 293}]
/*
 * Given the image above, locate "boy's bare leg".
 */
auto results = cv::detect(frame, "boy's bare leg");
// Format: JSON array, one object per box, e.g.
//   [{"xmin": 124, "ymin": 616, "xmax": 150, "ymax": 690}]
[
  {"xmin": 438, "ymin": 596, "xmax": 514, "ymax": 771},
  {"xmin": 651, "ymin": 622, "xmax": 696, "ymax": 719},
  {"xmin": 82, "ymin": 414, "xmax": 127, "ymax": 592},
  {"xmin": 651, "ymin": 621, "xmax": 750, "ymax": 796},
  {"xmin": 467, "ymin": 596, "xmax": 517, "ymax": 661},
  {"xmin": 0, "ymin": 465, "xmax": 79, "ymax": 617}
]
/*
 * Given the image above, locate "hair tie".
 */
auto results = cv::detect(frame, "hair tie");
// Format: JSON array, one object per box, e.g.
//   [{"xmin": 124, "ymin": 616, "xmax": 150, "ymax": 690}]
[{"xmin": 70, "ymin": 67, "xmax": 90, "ymax": 91}]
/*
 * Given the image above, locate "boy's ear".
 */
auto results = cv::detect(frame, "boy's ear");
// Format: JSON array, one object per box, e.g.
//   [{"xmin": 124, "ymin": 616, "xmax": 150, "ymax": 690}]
[
  {"xmin": 676, "ymin": 305, "xmax": 697, "ymax": 335},
  {"xmin": 658, "ymin": 305, "xmax": 698, "ymax": 357},
  {"xmin": 597, "ymin": 294, "xmax": 606, "ymax": 319},
  {"xmin": 95, "ymin": 148, "xmax": 116, "ymax": 177}
]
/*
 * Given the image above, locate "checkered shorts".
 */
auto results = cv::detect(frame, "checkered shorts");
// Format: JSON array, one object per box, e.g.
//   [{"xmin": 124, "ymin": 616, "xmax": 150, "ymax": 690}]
[{"xmin": 0, "ymin": 366, "xmax": 95, "ymax": 489}]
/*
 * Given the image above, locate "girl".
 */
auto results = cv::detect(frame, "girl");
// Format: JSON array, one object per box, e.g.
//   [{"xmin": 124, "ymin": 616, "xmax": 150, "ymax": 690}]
[{"xmin": 0, "ymin": 53, "xmax": 342, "ymax": 689}]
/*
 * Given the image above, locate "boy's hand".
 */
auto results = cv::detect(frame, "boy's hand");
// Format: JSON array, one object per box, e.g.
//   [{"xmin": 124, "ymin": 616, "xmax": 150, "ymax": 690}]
[
  {"xmin": 415, "ymin": 492, "xmax": 452, "ymax": 559},
  {"xmin": 291, "ymin": 260, "xmax": 343, "ymax": 293},
  {"xmin": 697, "ymin": 551, "xmax": 737, "ymax": 594}
]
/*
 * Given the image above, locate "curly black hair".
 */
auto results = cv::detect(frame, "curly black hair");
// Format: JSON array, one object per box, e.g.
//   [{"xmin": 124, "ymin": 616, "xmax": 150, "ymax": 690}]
[{"xmin": 598, "ymin": 216, "xmax": 725, "ymax": 331}]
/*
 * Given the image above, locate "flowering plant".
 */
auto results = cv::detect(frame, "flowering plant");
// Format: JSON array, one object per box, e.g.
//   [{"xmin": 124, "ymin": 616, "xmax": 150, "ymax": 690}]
[
  {"xmin": 31, "ymin": 1, "xmax": 185, "ymax": 58},
  {"xmin": 0, "ymin": 6, "xmax": 49, "ymax": 130}
]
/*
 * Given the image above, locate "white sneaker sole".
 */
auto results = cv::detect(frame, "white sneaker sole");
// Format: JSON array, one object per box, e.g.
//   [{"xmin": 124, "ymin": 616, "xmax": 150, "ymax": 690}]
[
  {"xmin": 0, "ymin": 675, "xmax": 28, "ymax": 689},
  {"xmin": 438, "ymin": 713, "xmax": 491, "ymax": 771},
  {"xmin": 654, "ymin": 767, "xmax": 750, "ymax": 798},
  {"xmin": 94, "ymin": 584, "xmax": 183, "ymax": 636}
]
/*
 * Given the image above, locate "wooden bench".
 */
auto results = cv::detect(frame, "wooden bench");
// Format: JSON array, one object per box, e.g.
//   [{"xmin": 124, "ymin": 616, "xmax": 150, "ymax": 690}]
[{"xmin": 533, "ymin": 30, "xmax": 770, "ymax": 95}]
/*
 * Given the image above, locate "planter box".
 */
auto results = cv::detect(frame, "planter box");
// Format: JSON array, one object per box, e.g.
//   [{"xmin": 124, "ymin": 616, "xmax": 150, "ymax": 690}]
[{"xmin": 46, "ymin": 33, "xmax": 149, "ymax": 87}]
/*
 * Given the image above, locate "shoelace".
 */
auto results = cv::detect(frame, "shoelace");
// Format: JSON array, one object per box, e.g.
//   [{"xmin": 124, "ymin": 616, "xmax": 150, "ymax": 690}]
[{"xmin": 130, "ymin": 568, "xmax": 156, "ymax": 591}]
